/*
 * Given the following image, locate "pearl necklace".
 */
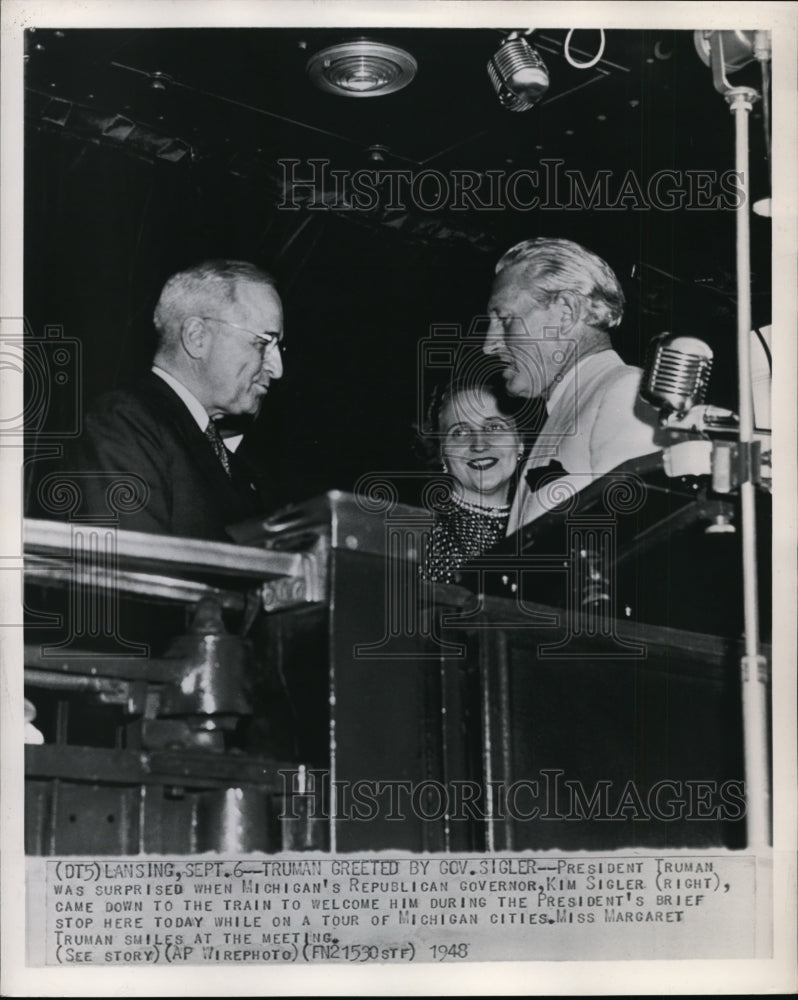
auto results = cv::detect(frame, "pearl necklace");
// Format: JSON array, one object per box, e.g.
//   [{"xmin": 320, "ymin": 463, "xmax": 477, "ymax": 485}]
[{"xmin": 450, "ymin": 492, "xmax": 510, "ymax": 518}]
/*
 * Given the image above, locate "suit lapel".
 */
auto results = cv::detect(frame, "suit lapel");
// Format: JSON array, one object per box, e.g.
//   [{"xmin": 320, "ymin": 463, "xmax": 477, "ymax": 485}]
[{"xmin": 139, "ymin": 373, "xmax": 260, "ymax": 515}]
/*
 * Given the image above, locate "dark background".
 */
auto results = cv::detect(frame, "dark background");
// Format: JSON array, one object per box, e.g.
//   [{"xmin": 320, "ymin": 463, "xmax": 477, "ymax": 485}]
[{"xmin": 23, "ymin": 26, "xmax": 772, "ymax": 512}]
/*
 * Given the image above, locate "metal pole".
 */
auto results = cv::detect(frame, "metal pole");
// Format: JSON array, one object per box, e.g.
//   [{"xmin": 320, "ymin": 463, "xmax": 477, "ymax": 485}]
[{"xmin": 726, "ymin": 86, "xmax": 771, "ymax": 849}]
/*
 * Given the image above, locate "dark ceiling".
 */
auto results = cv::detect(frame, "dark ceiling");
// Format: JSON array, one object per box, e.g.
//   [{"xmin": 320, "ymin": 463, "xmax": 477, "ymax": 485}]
[
  {"xmin": 24, "ymin": 27, "xmax": 771, "ymax": 189},
  {"xmin": 27, "ymin": 28, "xmax": 691, "ymax": 166},
  {"xmin": 23, "ymin": 26, "xmax": 772, "ymax": 510},
  {"xmin": 24, "ymin": 27, "xmax": 772, "ymax": 279}
]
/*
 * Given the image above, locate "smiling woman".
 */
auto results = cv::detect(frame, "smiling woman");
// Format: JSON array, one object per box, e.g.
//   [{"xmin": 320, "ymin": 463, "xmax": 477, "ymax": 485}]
[{"xmin": 420, "ymin": 378, "xmax": 524, "ymax": 584}]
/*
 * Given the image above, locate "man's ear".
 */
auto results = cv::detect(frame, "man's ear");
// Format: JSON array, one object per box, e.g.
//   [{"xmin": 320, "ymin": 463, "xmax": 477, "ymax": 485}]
[
  {"xmin": 554, "ymin": 291, "xmax": 582, "ymax": 334},
  {"xmin": 181, "ymin": 316, "xmax": 209, "ymax": 359}
]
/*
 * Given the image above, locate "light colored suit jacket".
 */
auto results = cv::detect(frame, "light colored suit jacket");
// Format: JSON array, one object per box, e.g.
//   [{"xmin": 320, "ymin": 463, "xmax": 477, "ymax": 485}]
[{"xmin": 507, "ymin": 350, "xmax": 661, "ymax": 533}]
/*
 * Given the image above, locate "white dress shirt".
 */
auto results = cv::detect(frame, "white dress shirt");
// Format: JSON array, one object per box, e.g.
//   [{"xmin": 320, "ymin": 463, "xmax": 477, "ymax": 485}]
[{"xmin": 151, "ymin": 366, "xmax": 243, "ymax": 452}]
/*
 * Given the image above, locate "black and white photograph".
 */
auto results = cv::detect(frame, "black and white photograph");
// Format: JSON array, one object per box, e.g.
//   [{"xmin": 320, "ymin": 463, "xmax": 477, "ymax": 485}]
[{"xmin": 1, "ymin": 1, "xmax": 796, "ymax": 995}]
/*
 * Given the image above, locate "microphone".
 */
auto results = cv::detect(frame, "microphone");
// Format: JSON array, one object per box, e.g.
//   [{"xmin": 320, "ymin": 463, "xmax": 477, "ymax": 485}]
[
  {"xmin": 640, "ymin": 333, "xmax": 714, "ymax": 419},
  {"xmin": 487, "ymin": 36, "xmax": 550, "ymax": 111}
]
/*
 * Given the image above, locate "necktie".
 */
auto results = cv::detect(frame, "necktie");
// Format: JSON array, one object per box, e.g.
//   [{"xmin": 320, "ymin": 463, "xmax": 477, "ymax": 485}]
[{"xmin": 204, "ymin": 420, "xmax": 232, "ymax": 477}]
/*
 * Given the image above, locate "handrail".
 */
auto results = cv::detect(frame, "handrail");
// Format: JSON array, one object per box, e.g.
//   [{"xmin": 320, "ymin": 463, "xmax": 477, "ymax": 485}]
[{"xmin": 23, "ymin": 517, "xmax": 306, "ymax": 581}]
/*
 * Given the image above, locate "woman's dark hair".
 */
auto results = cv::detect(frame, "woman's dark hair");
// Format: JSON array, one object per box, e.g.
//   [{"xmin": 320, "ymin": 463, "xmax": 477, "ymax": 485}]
[{"xmin": 415, "ymin": 371, "xmax": 527, "ymax": 467}]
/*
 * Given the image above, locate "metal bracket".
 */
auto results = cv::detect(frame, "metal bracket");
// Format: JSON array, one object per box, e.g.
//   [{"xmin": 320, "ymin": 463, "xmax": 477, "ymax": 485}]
[
  {"xmin": 261, "ymin": 575, "xmax": 310, "ymax": 613},
  {"xmin": 741, "ymin": 653, "xmax": 770, "ymax": 684},
  {"xmin": 707, "ymin": 32, "xmax": 759, "ymax": 101},
  {"xmin": 711, "ymin": 439, "xmax": 762, "ymax": 493}
]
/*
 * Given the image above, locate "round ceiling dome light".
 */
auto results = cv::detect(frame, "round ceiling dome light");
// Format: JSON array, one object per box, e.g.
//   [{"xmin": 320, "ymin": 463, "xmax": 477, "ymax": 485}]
[{"xmin": 306, "ymin": 40, "xmax": 417, "ymax": 97}]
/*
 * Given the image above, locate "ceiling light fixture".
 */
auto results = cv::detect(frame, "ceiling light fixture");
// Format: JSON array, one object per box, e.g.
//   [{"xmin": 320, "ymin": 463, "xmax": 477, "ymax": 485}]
[{"xmin": 306, "ymin": 39, "xmax": 417, "ymax": 98}]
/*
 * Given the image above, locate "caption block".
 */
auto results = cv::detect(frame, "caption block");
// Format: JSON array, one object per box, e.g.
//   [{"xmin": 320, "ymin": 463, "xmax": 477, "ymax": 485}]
[{"xmin": 29, "ymin": 853, "xmax": 762, "ymax": 965}]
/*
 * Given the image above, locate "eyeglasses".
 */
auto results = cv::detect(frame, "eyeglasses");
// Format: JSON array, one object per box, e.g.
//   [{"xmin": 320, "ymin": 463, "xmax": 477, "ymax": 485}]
[{"xmin": 199, "ymin": 316, "xmax": 285, "ymax": 358}]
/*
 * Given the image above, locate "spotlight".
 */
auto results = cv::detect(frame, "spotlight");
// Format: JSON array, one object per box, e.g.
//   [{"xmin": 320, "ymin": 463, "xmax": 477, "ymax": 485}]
[
  {"xmin": 306, "ymin": 39, "xmax": 417, "ymax": 98},
  {"xmin": 488, "ymin": 33, "xmax": 549, "ymax": 111}
]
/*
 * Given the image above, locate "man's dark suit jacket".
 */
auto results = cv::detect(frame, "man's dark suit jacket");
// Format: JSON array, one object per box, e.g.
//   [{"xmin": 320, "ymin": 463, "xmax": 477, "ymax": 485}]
[{"xmin": 67, "ymin": 372, "xmax": 264, "ymax": 541}]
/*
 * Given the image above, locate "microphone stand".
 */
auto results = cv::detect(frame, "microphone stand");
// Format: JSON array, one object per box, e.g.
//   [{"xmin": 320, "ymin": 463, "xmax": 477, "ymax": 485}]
[
  {"xmin": 710, "ymin": 32, "xmax": 770, "ymax": 849},
  {"xmin": 731, "ymin": 85, "xmax": 771, "ymax": 851}
]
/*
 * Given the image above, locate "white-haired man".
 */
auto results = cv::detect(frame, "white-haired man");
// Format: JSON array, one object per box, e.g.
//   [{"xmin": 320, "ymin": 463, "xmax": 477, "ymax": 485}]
[
  {"xmin": 483, "ymin": 237, "xmax": 660, "ymax": 532},
  {"xmin": 70, "ymin": 259, "xmax": 284, "ymax": 539}
]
